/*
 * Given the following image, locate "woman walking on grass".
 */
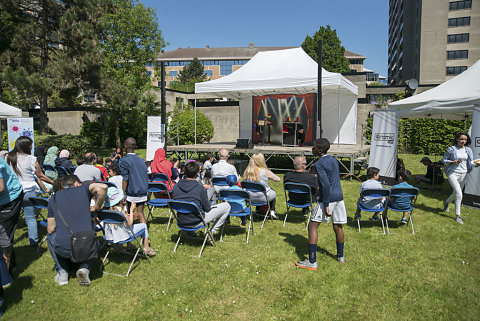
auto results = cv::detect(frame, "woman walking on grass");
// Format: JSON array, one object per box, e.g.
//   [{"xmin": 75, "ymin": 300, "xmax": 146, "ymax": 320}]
[{"xmin": 441, "ymin": 131, "xmax": 479, "ymax": 224}]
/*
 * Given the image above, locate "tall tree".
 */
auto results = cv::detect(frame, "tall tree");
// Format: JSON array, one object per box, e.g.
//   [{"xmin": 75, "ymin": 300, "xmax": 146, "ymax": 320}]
[
  {"xmin": 99, "ymin": 0, "xmax": 166, "ymax": 146},
  {"xmin": 301, "ymin": 25, "xmax": 350, "ymax": 73},
  {"xmin": 177, "ymin": 57, "xmax": 206, "ymax": 83}
]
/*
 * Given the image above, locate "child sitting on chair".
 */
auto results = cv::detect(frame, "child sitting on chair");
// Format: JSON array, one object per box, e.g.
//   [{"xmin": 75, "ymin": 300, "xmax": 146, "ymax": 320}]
[
  {"xmin": 225, "ymin": 175, "xmax": 247, "ymax": 226},
  {"xmin": 354, "ymin": 167, "xmax": 385, "ymax": 221},
  {"xmin": 384, "ymin": 169, "xmax": 414, "ymax": 224},
  {"xmin": 102, "ymin": 186, "xmax": 155, "ymax": 256}
]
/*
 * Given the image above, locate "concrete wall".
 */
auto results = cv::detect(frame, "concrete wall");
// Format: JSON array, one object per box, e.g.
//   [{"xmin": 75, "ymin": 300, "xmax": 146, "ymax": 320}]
[
  {"xmin": 198, "ymin": 105, "xmax": 239, "ymax": 143},
  {"xmin": 48, "ymin": 110, "xmax": 100, "ymax": 135}
]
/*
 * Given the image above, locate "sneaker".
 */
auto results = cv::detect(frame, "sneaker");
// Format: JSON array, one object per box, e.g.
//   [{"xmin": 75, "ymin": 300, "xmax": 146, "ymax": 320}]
[
  {"xmin": 54, "ymin": 272, "xmax": 68, "ymax": 286},
  {"xmin": 269, "ymin": 210, "xmax": 278, "ymax": 219},
  {"xmin": 371, "ymin": 214, "xmax": 380, "ymax": 221},
  {"xmin": 443, "ymin": 201, "xmax": 449, "ymax": 212},
  {"xmin": 295, "ymin": 259, "xmax": 318, "ymax": 271},
  {"xmin": 354, "ymin": 213, "xmax": 361, "ymax": 220},
  {"xmin": 400, "ymin": 217, "xmax": 408, "ymax": 224},
  {"xmin": 455, "ymin": 216, "xmax": 464, "ymax": 225},
  {"xmin": 336, "ymin": 255, "xmax": 346, "ymax": 264},
  {"xmin": 76, "ymin": 268, "xmax": 91, "ymax": 287}
]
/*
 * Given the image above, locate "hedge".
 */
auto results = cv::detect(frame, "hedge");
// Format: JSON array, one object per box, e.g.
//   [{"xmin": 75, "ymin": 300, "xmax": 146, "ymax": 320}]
[{"xmin": 34, "ymin": 135, "xmax": 93, "ymax": 159}]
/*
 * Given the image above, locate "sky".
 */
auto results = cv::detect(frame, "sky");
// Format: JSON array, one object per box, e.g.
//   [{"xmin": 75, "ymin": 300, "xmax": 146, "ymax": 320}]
[{"xmin": 141, "ymin": 0, "xmax": 389, "ymax": 77}]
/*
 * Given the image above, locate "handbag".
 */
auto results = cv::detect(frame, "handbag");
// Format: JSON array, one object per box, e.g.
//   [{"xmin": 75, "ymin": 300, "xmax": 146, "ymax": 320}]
[{"xmin": 54, "ymin": 196, "xmax": 99, "ymax": 263}]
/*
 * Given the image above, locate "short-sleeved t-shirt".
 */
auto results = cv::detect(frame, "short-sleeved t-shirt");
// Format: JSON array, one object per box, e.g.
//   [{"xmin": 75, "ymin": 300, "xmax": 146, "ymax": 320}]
[
  {"xmin": 359, "ymin": 179, "xmax": 384, "ymax": 209},
  {"xmin": 0, "ymin": 158, "xmax": 23, "ymax": 205},
  {"xmin": 74, "ymin": 164, "xmax": 101, "ymax": 182},
  {"xmin": 48, "ymin": 184, "xmax": 94, "ymax": 253},
  {"xmin": 390, "ymin": 181, "xmax": 414, "ymax": 210}
]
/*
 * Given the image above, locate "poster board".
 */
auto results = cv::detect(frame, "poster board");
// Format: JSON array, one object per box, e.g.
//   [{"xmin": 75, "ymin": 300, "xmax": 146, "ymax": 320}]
[
  {"xmin": 7, "ymin": 118, "xmax": 34, "ymax": 153},
  {"xmin": 146, "ymin": 116, "xmax": 164, "ymax": 161},
  {"xmin": 463, "ymin": 106, "xmax": 480, "ymax": 209}
]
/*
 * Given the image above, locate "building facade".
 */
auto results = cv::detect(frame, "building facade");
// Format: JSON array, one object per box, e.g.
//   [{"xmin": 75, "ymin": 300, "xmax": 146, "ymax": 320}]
[{"xmin": 388, "ymin": 0, "xmax": 480, "ymax": 85}]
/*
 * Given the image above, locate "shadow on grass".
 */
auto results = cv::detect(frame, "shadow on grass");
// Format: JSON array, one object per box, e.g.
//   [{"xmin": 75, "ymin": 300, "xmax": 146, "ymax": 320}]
[
  {"xmin": 414, "ymin": 203, "xmax": 454, "ymax": 220},
  {"xmin": 278, "ymin": 232, "xmax": 335, "ymax": 260},
  {"xmin": 12, "ymin": 244, "xmax": 48, "ymax": 277},
  {"xmin": 4, "ymin": 275, "xmax": 33, "ymax": 310}
]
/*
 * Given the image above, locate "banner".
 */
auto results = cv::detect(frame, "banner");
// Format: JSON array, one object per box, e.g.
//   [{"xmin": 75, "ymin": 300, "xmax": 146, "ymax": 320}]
[
  {"xmin": 368, "ymin": 110, "xmax": 399, "ymax": 182},
  {"xmin": 463, "ymin": 105, "xmax": 480, "ymax": 209},
  {"xmin": 146, "ymin": 116, "xmax": 164, "ymax": 161},
  {"xmin": 7, "ymin": 118, "xmax": 34, "ymax": 153}
]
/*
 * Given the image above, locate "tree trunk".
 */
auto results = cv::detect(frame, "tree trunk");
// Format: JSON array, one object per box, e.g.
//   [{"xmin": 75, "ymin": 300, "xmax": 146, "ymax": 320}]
[
  {"xmin": 111, "ymin": 110, "xmax": 121, "ymax": 147},
  {"xmin": 39, "ymin": 0, "xmax": 49, "ymax": 134}
]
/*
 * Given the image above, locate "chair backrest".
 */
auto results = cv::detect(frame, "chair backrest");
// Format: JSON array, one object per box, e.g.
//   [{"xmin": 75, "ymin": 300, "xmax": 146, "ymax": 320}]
[
  {"xmin": 29, "ymin": 197, "xmax": 49, "ymax": 209},
  {"xmin": 241, "ymin": 180, "xmax": 266, "ymax": 193},
  {"xmin": 168, "ymin": 200, "xmax": 205, "ymax": 228},
  {"xmin": 55, "ymin": 166, "xmax": 70, "ymax": 176},
  {"xmin": 284, "ymin": 182, "xmax": 313, "ymax": 204},
  {"xmin": 219, "ymin": 189, "xmax": 250, "ymax": 213},
  {"xmin": 389, "ymin": 187, "xmax": 419, "ymax": 199},
  {"xmin": 149, "ymin": 172, "xmax": 170, "ymax": 182},
  {"xmin": 42, "ymin": 164, "xmax": 57, "ymax": 173},
  {"xmin": 360, "ymin": 188, "xmax": 390, "ymax": 199},
  {"xmin": 97, "ymin": 209, "xmax": 128, "ymax": 225},
  {"xmin": 212, "ymin": 176, "xmax": 229, "ymax": 187},
  {"xmin": 148, "ymin": 182, "xmax": 169, "ymax": 196}
]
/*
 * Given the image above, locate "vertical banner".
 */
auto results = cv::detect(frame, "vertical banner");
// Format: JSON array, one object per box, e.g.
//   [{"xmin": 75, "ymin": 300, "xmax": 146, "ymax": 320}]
[
  {"xmin": 7, "ymin": 118, "xmax": 34, "ymax": 153},
  {"xmin": 368, "ymin": 110, "xmax": 399, "ymax": 182},
  {"xmin": 146, "ymin": 116, "xmax": 164, "ymax": 161},
  {"xmin": 463, "ymin": 106, "xmax": 480, "ymax": 208}
]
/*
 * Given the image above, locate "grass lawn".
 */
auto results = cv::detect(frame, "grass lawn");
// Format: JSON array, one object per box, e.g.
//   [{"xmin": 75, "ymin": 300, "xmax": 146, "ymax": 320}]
[{"xmin": 3, "ymin": 154, "xmax": 480, "ymax": 320}]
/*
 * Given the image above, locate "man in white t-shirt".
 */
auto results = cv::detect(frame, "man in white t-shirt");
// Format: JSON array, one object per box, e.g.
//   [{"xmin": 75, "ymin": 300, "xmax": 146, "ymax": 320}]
[{"xmin": 211, "ymin": 149, "xmax": 238, "ymax": 193}]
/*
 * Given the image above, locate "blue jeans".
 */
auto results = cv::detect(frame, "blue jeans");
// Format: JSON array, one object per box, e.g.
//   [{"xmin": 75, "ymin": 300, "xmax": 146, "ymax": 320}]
[
  {"xmin": 22, "ymin": 191, "xmax": 39, "ymax": 246},
  {"xmin": 47, "ymin": 233, "xmax": 90, "ymax": 276}
]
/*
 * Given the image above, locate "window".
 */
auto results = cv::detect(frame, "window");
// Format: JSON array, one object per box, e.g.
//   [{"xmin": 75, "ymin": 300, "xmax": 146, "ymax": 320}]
[
  {"xmin": 169, "ymin": 70, "xmax": 178, "ymax": 77},
  {"xmin": 84, "ymin": 94, "xmax": 95, "ymax": 102},
  {"xmin": 204, "ymin": 70, "xmax": 213, "ymax": 76},
  {"xmin": 446, "ymin": 66, "xmax": 467, "ymax": 75},
  {"xmin": 447, "ymin": 50, "xmax": 468, "ymax": 60},
  {"xmin": 447, "ymin": 33, "xmax": 469, "ymax": 43},
  {"xmin": 448, "ymin": 16, "xmax": 470, "ymax": 27},
  {"xmin": 146, "ymin": 70, "xmax": 152, "ymax": 76},
  {"xmin": 449, "ymin": 0, "xmax": 472, "ymax": 10}
]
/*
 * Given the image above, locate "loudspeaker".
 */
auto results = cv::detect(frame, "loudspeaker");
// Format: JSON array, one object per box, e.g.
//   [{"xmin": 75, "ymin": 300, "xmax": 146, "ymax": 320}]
[{"xmin": 235, "ymin": 139, "xmax": 253, "ymax": 149}]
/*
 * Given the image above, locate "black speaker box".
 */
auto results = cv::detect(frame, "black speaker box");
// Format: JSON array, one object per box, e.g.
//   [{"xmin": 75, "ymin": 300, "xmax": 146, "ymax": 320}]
[{"xmin": 235, "ymin": 138, "xmax": 253, "ymax": 149}]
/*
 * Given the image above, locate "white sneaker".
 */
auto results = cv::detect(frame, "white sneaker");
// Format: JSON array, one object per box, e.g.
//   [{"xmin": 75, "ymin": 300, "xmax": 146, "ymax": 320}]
[
  {"xmin": 269, "ymin": 210, "xmax": 278, "ymax": 219},
  {"xmin": 55, "ymin": 272, "xmax": 68, "ymax": 286},
  {"xmin": 76, "ymin": 268, "xmax": 91, "ymax": 287},
  {"xmin": 455, "ymin": 216, "xmax": 464, "ymax": 225}
]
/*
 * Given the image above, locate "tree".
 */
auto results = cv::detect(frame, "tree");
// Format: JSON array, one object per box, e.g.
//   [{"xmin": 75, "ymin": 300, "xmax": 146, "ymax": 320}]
[
  {"xmin": 301, "ymin": 25, "xmax": 350, "ymax": 73},
  {"xmin": 169, "ymin": 102, "xmax": 213, "ymax": 145},
  {"xmin": 98, "ymin": 0, "xmax": 166, "ymax": 146},
  {"xmin": 177, "ymin": 57, "xmax": 206, "ymax": 83}
]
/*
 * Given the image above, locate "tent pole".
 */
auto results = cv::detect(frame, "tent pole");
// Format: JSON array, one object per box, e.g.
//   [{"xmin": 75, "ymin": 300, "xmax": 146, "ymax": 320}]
[
  {"xmin": 161, "ymin": 61, "xmax": 167, "ymax": 152},
  {"xmin": 194, "ymin": 94, "xmax": 197, "ymax": 145},
  {"xmin": 317, "ymin": 40, "xmax": 322, "ymax": 138},
  {"xmin": 337, "ymin": 84, "xmax": 341, "ymax": 145}
]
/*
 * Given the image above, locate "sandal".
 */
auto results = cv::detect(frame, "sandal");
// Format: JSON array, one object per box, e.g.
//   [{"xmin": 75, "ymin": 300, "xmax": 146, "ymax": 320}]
[{"xmin": 143, "ymin": 248, "xmax": 156, "ymax": 256}]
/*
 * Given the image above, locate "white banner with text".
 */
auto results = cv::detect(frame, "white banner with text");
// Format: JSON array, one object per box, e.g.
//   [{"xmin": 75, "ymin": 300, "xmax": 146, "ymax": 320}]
[
  {"xmin": 146, "ymin": 116, "xmax": 164, "ymax": 161},
  {"xmin": 463, "ymin": 106, "xmax": 480, "ymax": 209}
]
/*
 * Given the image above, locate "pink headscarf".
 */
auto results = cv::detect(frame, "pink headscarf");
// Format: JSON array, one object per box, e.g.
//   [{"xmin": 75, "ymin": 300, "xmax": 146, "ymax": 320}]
[
  {"xmin": 59, "ymin": 149, "xmax": 70, "ymax": 158},
  {"xmin": 151, "ymin": 148, "xmax": 172, "ymax": 178}
]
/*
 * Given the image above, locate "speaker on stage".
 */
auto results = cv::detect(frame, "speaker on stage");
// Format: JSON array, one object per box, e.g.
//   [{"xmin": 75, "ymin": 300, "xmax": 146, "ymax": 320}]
[{"xmin": 235, "ymin": 139, "xmax": 253, "ymax": 149}]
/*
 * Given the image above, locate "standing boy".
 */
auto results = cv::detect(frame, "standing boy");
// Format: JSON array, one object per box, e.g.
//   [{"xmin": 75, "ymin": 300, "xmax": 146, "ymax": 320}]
[{"xmin": 295, "ymin": 138, "xmax": 347, "ymax": 270}]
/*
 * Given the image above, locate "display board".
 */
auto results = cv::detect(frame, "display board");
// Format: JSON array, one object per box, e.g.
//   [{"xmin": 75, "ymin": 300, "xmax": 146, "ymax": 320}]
[
  {"xmin": 146, "ymin": 116, "xmax": 164, "ymax": 161},
  {"xmin": 463, "ymin": 106, "xmax": 480, "ymax": 209},
  {"xmin": 7, "ymin": 117, "xmax": 34, "ymax": 153}
]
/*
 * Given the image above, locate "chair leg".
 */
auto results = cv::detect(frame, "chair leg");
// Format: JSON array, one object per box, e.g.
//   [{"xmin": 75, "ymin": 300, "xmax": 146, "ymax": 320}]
[
  {"xmin": 384, "ymin": 215, "xmax": 390, "ymax": 234},
  {"xmin": 260, "ymin": 211, "xmax": 269, "ymax": 229},
  {"xmin": 173, "ymin": 230, "xmax": 183, "ymax": 252},
  {"xmin": 246, "ymin": 215, "xmax": 252, "ymax": 244},
  {"xmin": 380, "ymin": 213, "xmax": 386, "ymax": 235},
  {"xmin": 147, "ymin": 206, "xmax": 153, "ymax": 222},
  {"xmin": 126, "ymin": 248, "xmax": 141, "ymax": 277},
  {"xmin": 220, "ymin": 219, "xmax": 226, "ymax": 243},
  {"xmin": 283, "ymin": 204, "xmax": 289, "ymax": 227},
  {"xmin": 357, "ymin": 217, "xmax": 361, "ymax": 233},
  {"xmin": 166, "ymin": 209, "xmax": 173, "ymax": 231},
  {"xmin": 305, "ymin": 205, "xmax": 313, "ymax": 230},
  {"xmin": 409, "ymin": 212, "xmax": 415, "ymax": 235}
]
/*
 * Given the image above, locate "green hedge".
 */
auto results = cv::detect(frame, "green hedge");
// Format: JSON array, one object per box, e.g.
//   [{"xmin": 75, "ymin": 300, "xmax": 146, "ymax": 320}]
[
  {"xmin": 365, "ymin": 117, "xmax": 471, "ymax": 155},
  {"xmin": 168, "ymin": 109, "xmax": 213, "ymax": 145},
  {"xmin": 35, "ymin": 135, "xmax": 93, "ymax": 159}
]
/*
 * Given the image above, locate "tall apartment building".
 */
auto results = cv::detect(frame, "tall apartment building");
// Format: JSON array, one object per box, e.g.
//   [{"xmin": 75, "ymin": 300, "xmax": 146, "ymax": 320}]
[{"xmin": 388, "ymin": 0, "xmax": 480, "ymax": 85}]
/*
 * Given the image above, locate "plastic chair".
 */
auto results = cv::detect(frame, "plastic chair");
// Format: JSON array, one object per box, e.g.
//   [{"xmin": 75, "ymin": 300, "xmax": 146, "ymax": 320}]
[
  {"xmin": 384, "ymin": 187, "xmax": 419, "ymax": 235},
  {"xmin": 28, "ymin": 197, "xmax": 49, "ymax": 249},
  {"xmin": 283, "ymin": 182, "xmax": 314, "ymax": 229},
  {"xmin": 219, "ymin": 189, "xmax": 253, "ymax": 243},
  {"xmin": 356, "ymin": 189, "xmax": 390, "ymax": 234},
  {"xmin": 167, "ymin": 200, "xmax": 215, "ymax": 258},
  {"xmin": 146, "ymin": 182, "xmax": 173, "ymax": 230},
  {"xmin": 240, "ymin": 181, "xmax": 272, "ymax": 229},
  {"xmin": 97, "ymin": 210, "xmax": 151, "ymax": 277}
]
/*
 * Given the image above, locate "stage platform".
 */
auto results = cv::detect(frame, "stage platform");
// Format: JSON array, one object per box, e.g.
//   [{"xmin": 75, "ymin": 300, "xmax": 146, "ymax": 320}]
[{"xmin": 167, "ymin": 142, "xmax": 370, "ymax": 177}]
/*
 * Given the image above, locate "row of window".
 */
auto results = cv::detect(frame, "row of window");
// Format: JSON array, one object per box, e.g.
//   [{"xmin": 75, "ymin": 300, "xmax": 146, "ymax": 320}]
[
  {"xmin": 446, "ymin": 66, "xmax": 467, "ymax": 75},
  {"xmin": 164, "ymin": 60, "xmax": 248, "ymax": 67},
  {"xmin": 168, "ymin": 69, "xmax": 215, "ymax": 77},
  {"xmin": 449, "ymin": 0, "xmax": 472, "ymax": 11},
  {"xmin": 447, "ymin": 50, "xmax": 468, "ymax": 60},
  {"xmin": 448, "ymin": 16, "xmax": 470, "ymax": 27},
  {"xmin": 447, "ymin": 33, "xmax": 469, "ymax": 43}
]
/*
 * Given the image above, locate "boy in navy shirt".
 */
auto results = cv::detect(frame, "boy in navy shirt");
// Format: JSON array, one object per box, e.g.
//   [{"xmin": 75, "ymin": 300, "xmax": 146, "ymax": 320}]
[{"xmin": 296, "ymin": 138, "xmax": 347, "ymax": 270}]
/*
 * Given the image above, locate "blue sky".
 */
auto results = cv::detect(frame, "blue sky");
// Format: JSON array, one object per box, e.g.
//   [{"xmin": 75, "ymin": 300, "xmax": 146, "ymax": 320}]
[{"xmin": 141, "ymin": 0, "xmax": 389, "ymax": 77}]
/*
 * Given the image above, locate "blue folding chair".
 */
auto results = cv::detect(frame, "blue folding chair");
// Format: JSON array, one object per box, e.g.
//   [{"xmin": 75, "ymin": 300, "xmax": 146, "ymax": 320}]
[
  {"xmin": 211, "ymin": 176, "xmax": 229, "ymax": 200},
  {"xmin": 240, "ymin": 181, "xmax": 272, "ymax": 229},
  {"xmin": 384, "ymin": 187, "xmax": 419, "ymax": 235},
  {"xmin": 356, "ymin": 189, "xmax": 390, "ymax": 234},
  {"xmin": 149, "ymin": 172, "xmax": 173, "ymax": 190},
  {"xmin": 97, "ymin": 210, "xmax": 151, "ymax": 277},
  {"xmin": 167, "ymin": 200, "xmax": 215, "ymax": 258},
  {"xmin": 28, "ymin": 197, "xmax": 49, "ymax": 249},
  {"xmin": 146, "ymin": 182, "xmax": 173, "ymax": 230},
  {"xmin": 219, "ymin": 189, "xmax": 253, "ymax": 243},
  {"xmin": 42, "ymin": 164, "xmax": 57, "ymax": 177},
  {"xmin": 55, "ymin": 166, "xmax": 72, "ymax": 176},
  {"xmin": 283, "ymin": 182, "xmax": 314, "ymax": 229}
]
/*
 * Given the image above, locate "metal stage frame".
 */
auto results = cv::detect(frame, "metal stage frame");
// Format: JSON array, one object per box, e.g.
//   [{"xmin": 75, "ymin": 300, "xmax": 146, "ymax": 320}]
[{"xmin": 167, "ymin": 143, "xmax": 370, "ymax": 178}]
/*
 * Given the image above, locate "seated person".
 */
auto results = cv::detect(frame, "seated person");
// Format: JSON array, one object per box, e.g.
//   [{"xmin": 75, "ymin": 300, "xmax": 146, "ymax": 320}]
[
  {"xmin": 284, "ymin": 156, "xmax": 318, "ymax": 213},
  {"xmin": 211, "ymin": 148, "xmax": 239, "ymax": 194},
  {"xmin": 107, "ymin": 163, "xmax": 123, "ymax": 189},
  {"xmin": 416, "ymin": 157, "xmax": 444, "ymax": 185},
  {"xmin": 171, "ymin": 158, "xmax": 180, "ymax": 182},
  {"xmin": 102, "ymin": 186, "xmax": 155, "ymax": 256},
  {"xmin": 172, "ymin": 161, "xmax": 230, "ymax": 235},
  {"xmin": 55, "ymin": 149, "xmax": 74, "ymax": 169},
  {"xmin": 74, "ymin": 153, "xmax": 101, "ymax": 182},
  {"xmin": 354, "ymin": 167, "xmax": 385, "ymax": 221},
  {"xmin": 47, "ymin": 175, "xmax": 107, "ymax": 287},
  {"xmin": 104, "ymin": 158, "xmax": 113, "ymax": 171},
  {"xmin": 384, "ymin": 169, "xmax": 414, "ymax": 224},
  {"xmin": 94, "ymin": 155, "xmax": 109, "ymax": 181},
  {"xmin": 225, "ymin": 174, "xmax": 247, "ymax": 226}
]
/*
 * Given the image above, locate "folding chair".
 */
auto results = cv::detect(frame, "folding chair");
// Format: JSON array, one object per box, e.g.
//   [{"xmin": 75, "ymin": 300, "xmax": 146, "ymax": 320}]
[
  {"xmin": 219, "ymin": 189, "xmax": 253, "ymax": 244},
  {"xmin": 28, "ymin": 197, "xmax": 49, "ymax": 250},
  {"xmin": 146, "ymin": 182, "xmax": 173, "ymax": 230},
  {"xmin": 55, "ymin": 166, "xmax": 71, "ymax": 177},
  {"xmin": 167, "ymin": 200, "xmax": 215, "ymax": 258},
  {"xmin": 283, "ymin": 182, "xmax": 314, "ymax": 229},
  {"xmin": 41, "ymin": 164, "xmax": 57, "ymax": 176},
  {"xmin": 355, "ymin": 189, "xmax": 390, "ymax": 234},
  {"xmin": 240, "ymin": 181, "xmax": 272, "ymax": 229},
  {"xmin": 384, "ymin": 187, "xmax": 419, "ymax": 235},
  {"xmin": 97, "ymin": 210, "xmax": 151, "ymax": 277},
  {"xmin": 149, "ymin": 172, "xmax": 173, "ymax": 190}
]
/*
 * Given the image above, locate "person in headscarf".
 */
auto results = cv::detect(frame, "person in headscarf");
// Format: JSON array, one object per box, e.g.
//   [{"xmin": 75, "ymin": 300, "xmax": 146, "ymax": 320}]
[
  {"xmin": 44, "ymin": 146, "xmax": 59, "ymax": 166},
  {"xmin": 150, "ymin": 148, "xmax": 174, "ymax": 192},
  {"xmin": 55, "ymin": 149, "xmax": 73, "ymax": 169},
  {"xmin": 34, "ymin": 146, "xmax": 46, "ymax": 165}
]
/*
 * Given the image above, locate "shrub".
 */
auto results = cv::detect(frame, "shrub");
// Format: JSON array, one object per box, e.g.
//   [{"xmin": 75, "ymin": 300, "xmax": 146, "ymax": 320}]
[
  {"xmin": 35, "ymin": 134, "xmax": 93, "ymax": 159},
  {"xmin": 168, "ymin": 109, "xmax": 213, "ymax": 145},
  {"xmin": 80, "ymin": 121, "xmax": 103, "ymax": 147}
]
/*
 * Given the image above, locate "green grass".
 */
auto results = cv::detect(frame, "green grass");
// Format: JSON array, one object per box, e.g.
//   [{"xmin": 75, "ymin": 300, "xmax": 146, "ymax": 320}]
[{"xmin": 4, "ymin": 154, "xmax": 480, "ymax": 320}]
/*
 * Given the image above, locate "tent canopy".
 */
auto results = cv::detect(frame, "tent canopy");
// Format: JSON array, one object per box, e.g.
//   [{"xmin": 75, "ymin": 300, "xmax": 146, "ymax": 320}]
[
  {"xmin": 195, "ymin": 47, "xmax": 358, "ymax": 99},
  {"xmin": 388, "ymin": 59, "xmax": 480, "ymax": 116},
  {"xmin": 0, "ymin": 101, "xmax": 22, "ymax": 119}
]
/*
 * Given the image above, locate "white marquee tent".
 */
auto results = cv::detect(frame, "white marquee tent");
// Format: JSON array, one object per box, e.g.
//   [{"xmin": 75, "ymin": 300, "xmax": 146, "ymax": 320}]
[
  {"xmin": 0, "ymin": 101, "xmax": 22, "ymax": 119},
  {"xmin": 195, "ymin": 47, "xmax": 358, "ymax": 144}
]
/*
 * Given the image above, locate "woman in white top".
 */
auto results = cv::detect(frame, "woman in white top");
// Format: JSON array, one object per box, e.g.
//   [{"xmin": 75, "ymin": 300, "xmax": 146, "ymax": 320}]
[
  {"xmin": 6, "ymin": 136, "xmax": 54, "ymax": 246},
  {"xmin": 243, "ymin": 153, "xmax": 281, "ymax": 218},
  {"xmin": 441, "ymin": 131, "xmax": 478, "ymax": 224}
]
